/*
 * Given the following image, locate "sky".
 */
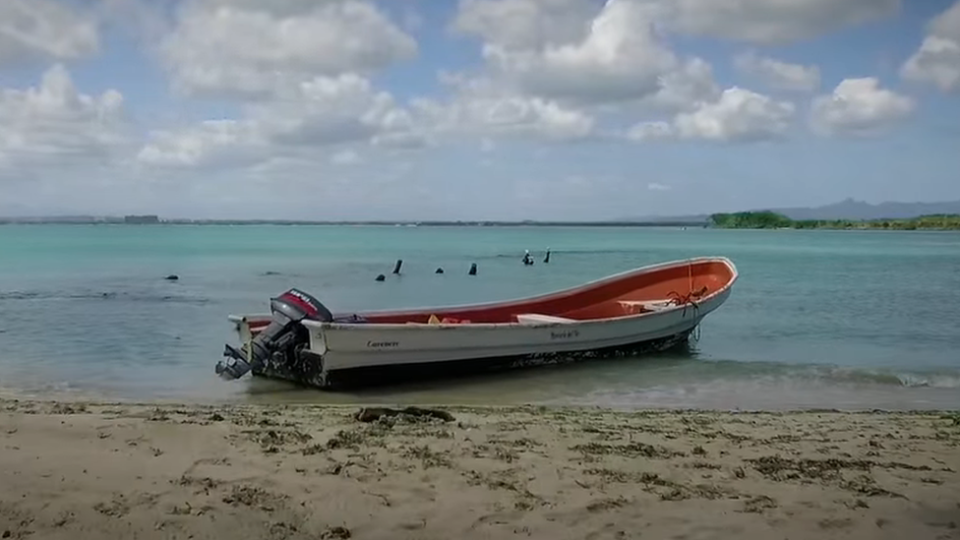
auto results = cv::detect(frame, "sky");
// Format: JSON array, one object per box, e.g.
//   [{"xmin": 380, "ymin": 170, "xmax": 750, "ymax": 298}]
[{"xmin": 0, "ymin": 0, "xmax": 958, "ymax": 221}]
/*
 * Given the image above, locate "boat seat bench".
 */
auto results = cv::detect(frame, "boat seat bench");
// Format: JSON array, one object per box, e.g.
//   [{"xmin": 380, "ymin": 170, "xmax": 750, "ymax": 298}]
[
  {"xmin": 618, "ymin": 299, "xmax": 674, "ymax": 313},
  {"xmin": 515, "ymin": 313, "xmax": 576, "ymax": 324}
]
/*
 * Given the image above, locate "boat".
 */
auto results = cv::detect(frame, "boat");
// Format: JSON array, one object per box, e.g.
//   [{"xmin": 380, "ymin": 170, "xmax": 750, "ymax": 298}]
[{"xmin": 216, "ymin": 257, "xmax": 738, "ymax": 389}]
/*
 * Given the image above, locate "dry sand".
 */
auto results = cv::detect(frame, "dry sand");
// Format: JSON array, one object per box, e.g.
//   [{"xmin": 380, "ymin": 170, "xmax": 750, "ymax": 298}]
[{"xmin": 1, "ymin": 399, "xmax": 959, "ymax": 540}]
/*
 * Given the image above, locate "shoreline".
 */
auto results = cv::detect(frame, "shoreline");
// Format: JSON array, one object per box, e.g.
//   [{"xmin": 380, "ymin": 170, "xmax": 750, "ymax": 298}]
[
  {"xmin": 2, "ymin": 399, "xmax": 959, "ymax": 539},
  {"xmin": 5, "ymin": 374, "xmax": 960, "ymax": 414},
  {"xmin": 5, "ymin": 394, "xmax": 960, "ymax": 414}
]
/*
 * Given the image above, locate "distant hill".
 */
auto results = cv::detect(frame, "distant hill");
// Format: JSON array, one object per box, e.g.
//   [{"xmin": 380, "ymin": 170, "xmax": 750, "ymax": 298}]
[
  {"xmin": 764, "ymin": 198, "xmax": 960, "ymax": 221},
  {"xmin": 625, "ymin": 199, "xmax": 960, "ymax": 223}
]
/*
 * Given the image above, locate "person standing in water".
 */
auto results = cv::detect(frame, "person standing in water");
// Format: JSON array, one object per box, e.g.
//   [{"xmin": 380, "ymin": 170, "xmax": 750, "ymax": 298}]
[
  {"xmin": 522, "ymin": 250, "xmax": 534, "ymax": 265},
  {"xmin": 543, "ymin": 248, "xmax": 551, "ymax": 263}
]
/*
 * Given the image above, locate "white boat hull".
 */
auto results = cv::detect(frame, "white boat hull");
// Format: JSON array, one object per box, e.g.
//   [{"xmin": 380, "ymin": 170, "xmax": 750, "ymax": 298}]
[
  {"xmin": 306, "ymin": 288, "xmax": 727, "ymax": 371},
  {"xmin": 227, "ymin": 257, "xmax": 736, "ymax": 388}
]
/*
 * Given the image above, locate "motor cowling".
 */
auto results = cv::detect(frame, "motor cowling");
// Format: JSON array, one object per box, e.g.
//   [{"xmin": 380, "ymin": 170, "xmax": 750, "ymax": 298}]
[{"xmin": 216, "ymin": 288, "xmax": 332, "ymax": 380}]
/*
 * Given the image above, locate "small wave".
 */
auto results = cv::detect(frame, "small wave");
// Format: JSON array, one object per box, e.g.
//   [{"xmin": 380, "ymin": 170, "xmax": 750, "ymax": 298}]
[
  {"xmin": 697, "ymin": 359, "xmax": 960, "ymax": 389},
  {"xmin": 826, "ymin": 368, "xmax": 960, "ymax": 389},
  {"xmin": 0, "ymin": 290, "xmax": 210, "ymax": 305},
  {"xmin": 490, "ymin": 249, "xmax": 640, "ymax": 259},
  {"xmin": 260, "ymin": 270, "xmax": 303, "ymax": 277}
]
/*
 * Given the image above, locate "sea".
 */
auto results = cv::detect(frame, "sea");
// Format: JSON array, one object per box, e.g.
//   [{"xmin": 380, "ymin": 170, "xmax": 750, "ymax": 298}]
[{"xmin": 1, "ymin": 224, "xmax": 958, "ymax": 411}]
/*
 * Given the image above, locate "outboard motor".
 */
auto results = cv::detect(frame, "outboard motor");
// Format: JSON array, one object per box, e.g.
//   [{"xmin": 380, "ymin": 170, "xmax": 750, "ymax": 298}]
[{"xmin": 216, "ymin": 288, "xmax": 333, "ymax": 380}]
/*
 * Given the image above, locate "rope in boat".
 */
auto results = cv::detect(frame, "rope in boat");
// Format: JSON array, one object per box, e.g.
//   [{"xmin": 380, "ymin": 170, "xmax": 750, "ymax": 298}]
[{"xmin": 666, "ymin": 284, "xmax": 709, "ymax": 342}]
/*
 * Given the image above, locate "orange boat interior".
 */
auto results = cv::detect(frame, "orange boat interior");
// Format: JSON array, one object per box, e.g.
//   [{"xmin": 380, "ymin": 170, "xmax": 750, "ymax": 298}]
[{"xmin": 362, "ymin": 260, "xmax": 735, "ymax": 325}]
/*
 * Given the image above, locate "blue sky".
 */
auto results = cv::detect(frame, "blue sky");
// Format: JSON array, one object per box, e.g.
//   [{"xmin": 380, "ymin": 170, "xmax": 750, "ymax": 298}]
[{"xmin": 0, "ymin": 0, "xmax": 958, "ymax": 220}]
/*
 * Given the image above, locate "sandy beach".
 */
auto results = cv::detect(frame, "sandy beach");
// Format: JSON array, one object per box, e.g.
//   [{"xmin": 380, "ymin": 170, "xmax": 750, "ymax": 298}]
[{"xmin": 1, "ymin": 400, "xmax": 958, "ymax": 540}]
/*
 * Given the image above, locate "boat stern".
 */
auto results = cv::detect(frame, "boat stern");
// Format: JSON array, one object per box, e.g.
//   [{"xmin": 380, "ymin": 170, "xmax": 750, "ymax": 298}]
[
  {"xmin": 220, "ymin": 314, "xmax": 330, "ymax": 387},
  {"xmin": 217, "ymin": 288, "xmax": 337, "ymax": 385}
]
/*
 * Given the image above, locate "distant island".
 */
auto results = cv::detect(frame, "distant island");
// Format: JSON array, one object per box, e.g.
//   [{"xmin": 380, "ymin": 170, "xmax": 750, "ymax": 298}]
[
  {"xmin": 710, "ymin": 211, "xmax": 960, "ymax": 231},
  {"xmin": 4, "ymin": 198, "xmax": 960, "ymax": 229},
  {"xmin": 624, "ymin": 198, "xmax": 960, "ymax": 224},
  {"xmin": 0, "ymin": 216, "xmax": 707, "ymax": 228}
]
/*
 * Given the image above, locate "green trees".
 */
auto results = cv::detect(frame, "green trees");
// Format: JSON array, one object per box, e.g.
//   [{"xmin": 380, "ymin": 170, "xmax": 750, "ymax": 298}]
[
  {"xmin": 709, "ymin": 212, "xmax": 794, "ymax": 229},
  {"xmin": 709, "ymin": 212, "xmax": 960, "ymax": 230}
]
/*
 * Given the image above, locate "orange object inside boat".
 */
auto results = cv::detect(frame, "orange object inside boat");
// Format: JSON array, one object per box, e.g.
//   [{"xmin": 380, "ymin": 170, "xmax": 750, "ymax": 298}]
[{"xmin": 365, "ymin": 259, "xmax": 735, "ymax": 325}]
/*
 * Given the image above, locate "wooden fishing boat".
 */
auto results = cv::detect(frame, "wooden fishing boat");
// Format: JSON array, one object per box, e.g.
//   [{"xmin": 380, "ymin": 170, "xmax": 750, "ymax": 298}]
[{"xmin": 216, "ymin": 257, "xmax": 738, "ymax": 389}]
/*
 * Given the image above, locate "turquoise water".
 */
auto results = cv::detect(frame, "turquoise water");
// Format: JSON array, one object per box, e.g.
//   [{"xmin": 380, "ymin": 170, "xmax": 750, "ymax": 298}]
[{"xmin": 1, "ymin": 224, "xmax": 959, "ymax": 410}]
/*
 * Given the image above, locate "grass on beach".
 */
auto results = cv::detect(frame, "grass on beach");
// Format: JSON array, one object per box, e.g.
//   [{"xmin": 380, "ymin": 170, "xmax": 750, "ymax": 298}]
[{"xmin": 2, "ymin": 399, "xmax": 959, "ymax": 540}]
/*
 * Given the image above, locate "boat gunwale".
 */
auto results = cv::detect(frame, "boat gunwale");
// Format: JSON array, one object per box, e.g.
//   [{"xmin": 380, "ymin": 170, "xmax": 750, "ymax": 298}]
[{"xmin": 292, "ymin": 256, "xmax": 739, "ymax": 331}]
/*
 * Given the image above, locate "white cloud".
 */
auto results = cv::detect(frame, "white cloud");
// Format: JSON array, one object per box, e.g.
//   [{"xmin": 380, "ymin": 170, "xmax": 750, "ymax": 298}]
[
  {"xmin": 139, "ymin": 74, "xmax": 426, "ymax": 167},
  {"xmin": 445, "ymin": 0, "xmax": 861, "ymax": 145},
  {"xmin": 0, "ymin": 64, "xmax": 128, "ymax": 175},
  {"xmin": 644, "ymin": 58, "xmax": 721, "ymax": 113},
  {"xmin": 137, "ymin": 120, "xmax": 265, "ymax": 169},
  {"xmin": 331, "ymin": 149, "xmax": 361, "ymax": 165},
  {"xmin": 901, "ymin": 1, "xmax": 960, "ymax": 93},
  {"xmin": 661, "ymin": 0, "xmax": 900, "ymax": 44},
  {"xmin": 478, "ymin": 0, "xmax": 681, "ymax": 105},
  {"xmin": 414, "ymin": 92, "xmax": 596, "ymax": 142},
  {"xmin": 453, "ymin": 0, "xmax": 595, "ymax": 51},
  {"xmin": 810, "ymin": 78, "xmax": 915, "ymax": 137},
  {"xmin": 455, "ymin": 0, "xmax": 899, "ymax": 48},
  {"xmin": 648, "ymin": 182, "xmax": 671, "ymax": 191},
  {"xmin": 628, "ymin": 121, "xmax": 674, "ymax": 142},
  {"xmin": 435, "ymin": 0, "xmax": 723, "ymax": 145},
  {"xmin": 372, "ymin": 131, "xmax": 429, "ymax": 150},
  {"xmin": 139, "ymin": 1, "xmax": 428, "ymax": 170},
  {"xmin": 629, "ymin": 88, "xmax": 795, "ymax": 143},
  {"xmin": 253, "ymin": 75, "xmax": 414, "ymax": 146},
  {"xmin": 0, "ymin": 0, "xmax": 99, "ymax": 66},
  {"xmin": 734, "ymin": 51, "xmax": 821, "ymax": 92},
  {"xmin": 674, "ymin": 88, "xmax": 795, "ymax": 141},
  {"xmin": 160, "ymin": 0, "xmax": 417, "ymax": 99}
]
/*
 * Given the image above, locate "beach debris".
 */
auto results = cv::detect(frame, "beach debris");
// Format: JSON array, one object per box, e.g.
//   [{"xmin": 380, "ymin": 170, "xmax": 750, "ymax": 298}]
[
  {"xmin": 403, "ymin": 444, "xmax": 453, "ymax": 468},
  {"xmin": 747, "ymin": 455, "xmax": 872, "ymax": 481},
  {"xmin": 941, "ymin": 413, "xmax": 960, "ymax": 426},
  {"xmin": 571, "ymin": 441, "xmax": 685, "ymax": 459},
  {"xmin": 435, "ymin": 267, "xmax": 444, "ymax": 274},
  {"xmin": 586, "ymin": 496, "xmax": 629, "ymax": 512},
  {"xmin": 741, "ymin": 495, "xmax": 778, "ymax": 513},
  {"xmin": 468, "ymin": 263, "xmax": 477, "ymax": 275},
  {"xmin": 392, "ymin": 259, "xmax": 403, "ymax": 275},
  {"xmin": 245, "ymin": 427, "xmax": 312, "ymax": 451},
  {"xmin": 49, "ymin": 402, "xmax": 87, "ymax": 415},
  {"xmin": 164, "ymin": 274, "xmax": 179, "ymax": 281},
  {"xmin": 320, "ymin": 526, "xmax": 352, "ymax": 539},
  {"xmin": 354, "ymin": 406, "xmax": 455, "ymax": 423},
  {"xmin": 374, "ymin": 274, "xmax": 386, "ymax": 282},
  {"xmin": 222, "ymin": 485, "xmax": 287, "ymax": 509},
  {"xmin": 324, "ymin": 429, "xmax": 367, "ymax": 450},
  {"xmin": 93, "ymin": 497, "xmax": 130, "ymax": 517}
]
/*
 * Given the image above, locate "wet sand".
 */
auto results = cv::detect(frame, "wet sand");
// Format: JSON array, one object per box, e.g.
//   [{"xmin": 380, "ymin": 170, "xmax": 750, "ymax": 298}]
[{"xmin": 1, "ymin": 399, "xmax": 959, "ymax": 540}]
